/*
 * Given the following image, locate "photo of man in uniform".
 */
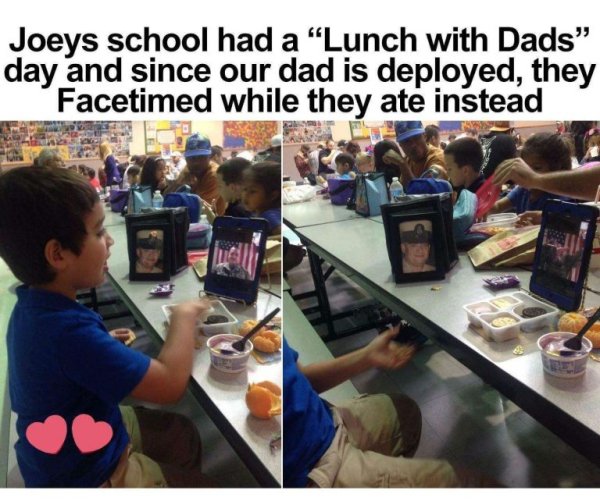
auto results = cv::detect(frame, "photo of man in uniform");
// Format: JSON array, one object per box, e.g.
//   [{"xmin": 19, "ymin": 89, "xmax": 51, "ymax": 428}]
[
  {"xmin": 213, "ymin": 245, "xmax": 251, "ymax": 280},
  {"xmin": 400, "ymin": 221, "xmax": 435, "ymax": 273},
  {"xmin": 135, "ymin": 230, "xmax": 163, "ymax": 273}
]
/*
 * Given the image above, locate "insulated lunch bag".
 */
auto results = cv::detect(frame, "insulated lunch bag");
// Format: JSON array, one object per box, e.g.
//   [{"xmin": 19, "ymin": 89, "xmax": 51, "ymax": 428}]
[{"xmin": 354, "ymin": 172, "xmax": 389, "ymax": 217}]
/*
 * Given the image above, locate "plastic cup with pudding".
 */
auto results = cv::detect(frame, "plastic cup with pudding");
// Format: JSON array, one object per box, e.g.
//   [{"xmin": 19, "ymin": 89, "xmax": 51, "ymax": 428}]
[
  {"xmin": 207, "ymin": 334, "xmax": 253, "ymax": 373},
  {"xmin": 537, "ymin": 332, "xmax": 592, "ymax": 378}
]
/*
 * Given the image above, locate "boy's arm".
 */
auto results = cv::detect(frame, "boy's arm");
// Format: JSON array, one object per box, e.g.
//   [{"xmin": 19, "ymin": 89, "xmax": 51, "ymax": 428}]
[
  {"xmin": 299, "ymin": 326, "xmax": 415, "ymax": 394},
  {"xmin": 130, "ymin": 300, "xmax": 209, "ymax": 404}
]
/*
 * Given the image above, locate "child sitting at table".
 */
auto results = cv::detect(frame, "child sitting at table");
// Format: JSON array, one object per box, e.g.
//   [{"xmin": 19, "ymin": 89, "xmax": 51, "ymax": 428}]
[
  {"xmin": 355, "ymin": 152, "xmax": 374, "ymax": 174},
  {"xmin": 203, "ymin": 157, "xmax": 252, "ymax": 223},
  {"xmin": 334, "ymin": 153, "xmax": 356, "ymax": 179},
  {"xmin": 489, "ymin": 133, "xmax": 573, "ymax": 222},
  {"xmin": 242, "ymin": 161, "xmax": 281, "ymax": 236},
  {"xmin": 125, "ymin": 165, "xmax": 141, "ymax": 187},
  {"xmin": 0, "ymin": 167, "xmax": 213, "ymax": 488}
]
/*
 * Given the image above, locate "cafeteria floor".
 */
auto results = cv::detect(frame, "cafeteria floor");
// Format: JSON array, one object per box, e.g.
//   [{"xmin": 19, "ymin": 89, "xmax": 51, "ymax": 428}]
[{"xmin": 284, "ymin": 229, "xmax": 600, "ymax": 487}]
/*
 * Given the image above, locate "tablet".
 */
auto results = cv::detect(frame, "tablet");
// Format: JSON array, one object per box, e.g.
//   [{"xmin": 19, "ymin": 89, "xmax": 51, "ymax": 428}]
[
  {"xmin": 530, "ymin": 200, "xmax": 599, "ymax": 312},
  {"xmin": 204, "ymin": 216, "xmax": 269, "ymax": 305}
]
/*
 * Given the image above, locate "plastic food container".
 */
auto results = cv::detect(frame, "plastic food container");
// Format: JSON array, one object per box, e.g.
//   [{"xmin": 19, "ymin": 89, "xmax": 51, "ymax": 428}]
[
  {"xmin": 471, "ymin": 213, "xmax": 518, "ymax": 234},
  {"xmin": 464, "ymin": 291, "xmax": 559, "ymax": 342},
  {"xmin": 162, "ymin": 300, "xmax": 238, "ymax": 337},
  {"xmin": 207, "ymin": 334, "xmax": 253, "ymax": 373},
  {"xmin": 537, "ymin": 332, "xmax": 592, "ymax": 378}
]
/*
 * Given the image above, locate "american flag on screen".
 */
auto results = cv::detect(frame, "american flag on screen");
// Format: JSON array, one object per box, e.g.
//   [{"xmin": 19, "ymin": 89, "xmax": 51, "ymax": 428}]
[
  {"xmin": 214, "ymin": 239, "xmax": 259, "ymax": 278},
  {"xmin": 545, "ymin": 228, "xmax": 585, "ymax": 282}
]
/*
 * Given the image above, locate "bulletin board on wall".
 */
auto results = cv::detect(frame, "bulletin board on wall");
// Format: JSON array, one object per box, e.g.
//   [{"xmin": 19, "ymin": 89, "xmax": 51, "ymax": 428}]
[
  {"xmin": 145, "ymin": 121, "xmax": 192, "ymax": 156},
  {"xmin": 349, "ymin": 121, "xmax": 396, "ymax": 140},
  {"xmin": 0, "ymin": 121, "xmax": 132, "ymax": 164},
  {"xmin": 223, "ymin": 121, "xmax": 279, "ymax": 151},
  {"xmin": 282, "ymin": 121, "xmax": 335, "ymax": 144}
]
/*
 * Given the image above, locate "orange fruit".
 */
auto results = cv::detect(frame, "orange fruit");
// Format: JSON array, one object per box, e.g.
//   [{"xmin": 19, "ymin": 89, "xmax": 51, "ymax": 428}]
[
  {"xmin": 253, "ymin": 330, "xmax": 281, "ymax": 353},
  {"xmin": 245, "ymin": 381, "xmax": 281, "ymax": 419},
  {"xmin": 557, "ymin": 311, "xmax": 600, "ymax": 348},
  {"xmin": 239, "ymin": 320, "xmax": 265, "ymax": 337}
]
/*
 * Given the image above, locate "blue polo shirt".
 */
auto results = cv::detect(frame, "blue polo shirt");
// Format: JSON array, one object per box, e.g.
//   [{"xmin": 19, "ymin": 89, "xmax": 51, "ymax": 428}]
[
  {"xmin": 257, "ymin": 208, "xmax": 282, "ymax": 234},
  {"xmin": 7, "ymin": 286, "xmax": 150, "ymax": 487},
  {"xmin": 507, "ymin": 187, "xmax": 570, "ymax": 214},
  {"xmin": 283, "ymin": 338, "xmax": 335, "ymax": 487}
]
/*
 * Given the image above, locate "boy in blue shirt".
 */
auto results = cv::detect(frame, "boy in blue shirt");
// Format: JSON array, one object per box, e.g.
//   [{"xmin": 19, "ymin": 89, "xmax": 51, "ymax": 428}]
[{"xmin": 0, "ymin": 167, "xmax": 211, "ymax": 487}]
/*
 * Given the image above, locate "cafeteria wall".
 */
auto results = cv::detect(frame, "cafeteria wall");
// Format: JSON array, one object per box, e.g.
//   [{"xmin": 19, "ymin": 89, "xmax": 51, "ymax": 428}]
[{"xmin": 1, "ymin": 121, "xmax": 280, "ymax": 172}]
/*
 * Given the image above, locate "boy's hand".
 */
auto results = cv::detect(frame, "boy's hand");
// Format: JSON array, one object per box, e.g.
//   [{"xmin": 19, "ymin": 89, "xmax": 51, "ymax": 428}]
[
  {"xmin": 202, "ymin": 200, "xmax": 216, "ymax": 223},
  {"xmin": 109, "ymin": 328, "xmax": 135, "ymax": 345},
  {"xmin": 364, "ymin": 325, "xmax": 416, "ymax": 370},
  {"xmin": 171, "ymin": 298, "xmax": 212, "ymax": 320},
  {"xmin": 515, "ymin": 210, "xmax": 542, "ymax": 227}
]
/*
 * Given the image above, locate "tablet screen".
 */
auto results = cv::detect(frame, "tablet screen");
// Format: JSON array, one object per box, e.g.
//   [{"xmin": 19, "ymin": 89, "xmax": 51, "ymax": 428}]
[
  {"xmin": 210, "ymin": 228, "xmax": 262, "ymax": 282},
  {"xmin": 204, "ymin": 217, "xmax": 269, "ymax": 304},
  {"xmin": 536, "ymin": 211, "xmax": 588, "ymax": 299}
]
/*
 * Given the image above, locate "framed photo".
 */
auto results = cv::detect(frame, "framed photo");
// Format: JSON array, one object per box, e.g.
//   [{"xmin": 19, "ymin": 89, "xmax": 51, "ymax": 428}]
[
  {"xmin": 386, "ymin": 212, "xmax": 446, "ymax": 283},
  {"xmin": 127, "ymin": 224, "xmax": 171, "ymax": 281}
]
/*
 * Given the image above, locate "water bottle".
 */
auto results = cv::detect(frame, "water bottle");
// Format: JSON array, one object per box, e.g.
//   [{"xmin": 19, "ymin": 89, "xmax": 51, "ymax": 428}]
[
  {"xmin": 152, "ymin": 190, "xmax": 163, "ymax": 209},
  {"xmin": 389, "ymin": 177, "xmax": 404, "ymax": 202}
]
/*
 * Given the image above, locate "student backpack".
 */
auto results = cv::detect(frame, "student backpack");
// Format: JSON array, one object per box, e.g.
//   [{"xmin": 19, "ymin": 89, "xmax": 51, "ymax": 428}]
[{"xmin": 163, "ymin": 185, "xmax": 202, "ymax": 223}]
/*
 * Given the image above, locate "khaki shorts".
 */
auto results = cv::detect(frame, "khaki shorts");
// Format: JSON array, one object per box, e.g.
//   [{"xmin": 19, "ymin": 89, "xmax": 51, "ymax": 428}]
[
  {"xmin": 307, "ymin": 394, "xmax": 460, "ymax": 488},
  {"xmin": 102, "ymin": 406, "xmax": 210, "ymax": 488}
]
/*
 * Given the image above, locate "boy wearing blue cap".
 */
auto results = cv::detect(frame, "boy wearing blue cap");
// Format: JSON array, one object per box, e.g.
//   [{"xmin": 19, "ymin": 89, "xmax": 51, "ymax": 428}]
[{"xmin": 385, "ymin": 121, "xmax": 447, "ymax": 187}]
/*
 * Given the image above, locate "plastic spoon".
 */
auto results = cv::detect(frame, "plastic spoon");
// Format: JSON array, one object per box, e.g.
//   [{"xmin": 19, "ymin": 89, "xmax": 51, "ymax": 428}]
[
  {"xmin": 219, "ymin": 307, "xmax": 280, "ymax": 355},
  {"xmin": 562, "ymin": 308, "xmax": 600, "ymax": 352}
]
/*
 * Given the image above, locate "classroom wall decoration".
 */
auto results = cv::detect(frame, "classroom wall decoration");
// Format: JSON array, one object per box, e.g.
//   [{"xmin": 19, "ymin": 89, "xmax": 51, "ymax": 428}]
[
  {"xmin": 145, "ymin": 121, "xmax": 192, "ymax": 155},
  {"xmin": 0, "ymin": 121, "xmax": 133, "ymax": 164},
  {"xmin": 282, "ymin": 121, "xmax": 335, "ymax": 144},
  {"xmin": 349, "ymin": 121, "xmax": 396, "ymax": 140},
  {"xmin": 223, "ymin": 121, "xmax": 279, "ymax": 151}
]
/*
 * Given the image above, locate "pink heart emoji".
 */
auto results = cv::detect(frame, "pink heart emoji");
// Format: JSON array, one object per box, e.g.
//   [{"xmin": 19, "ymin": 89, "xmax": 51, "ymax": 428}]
[
  {"xmin": 26, "ymin": 415, "xmax": 67, "ymax": 454},
  {"xmin": 72, "ymin": 414, "xmax": 113, "ymax": 454}
]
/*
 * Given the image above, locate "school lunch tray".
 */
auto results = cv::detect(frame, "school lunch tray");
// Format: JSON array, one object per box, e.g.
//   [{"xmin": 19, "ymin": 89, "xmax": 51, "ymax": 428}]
[
  {"xmin": 463, "ymin": 291, "xmax": 559, "ymax": 342},
  {"xmin": 162, "ymin": 299, "xmax": 238, "ymax": 337}
]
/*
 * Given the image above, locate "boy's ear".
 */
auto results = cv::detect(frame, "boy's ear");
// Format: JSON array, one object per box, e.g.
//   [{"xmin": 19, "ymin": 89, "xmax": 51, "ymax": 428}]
[{"xmin": 44, "ymin": 239, "xmax": 71, "ymax": 272}]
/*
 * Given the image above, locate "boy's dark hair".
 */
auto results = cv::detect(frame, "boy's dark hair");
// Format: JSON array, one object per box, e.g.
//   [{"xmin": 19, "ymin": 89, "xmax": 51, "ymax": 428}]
[
  {"xmin": 244, "ymin": 161, "xmax": 281, "ymax": 207},
  {"xmin": 84, "ymin": 166, "xmax": 96, "ymax": 179},
  {"xmin": 521, "ymin": 132, "xmax": 572, "ymax": 172},
  {"xmin": 346, "ymin": 141, "xmax": 361, "ymax": 156},
  {"xmin": 140, "ymin": 156, "xmax": 164, "ymax": 191},
  {"xmin": 211, "ymin": 145, "xmax": 224, "ymax": 158},
  {"xmin": 216, "ymin": 157, "xmax": 251, "ymax": 184},
  {"xmin": 444, "ymin": 138, "xmax": 483, "ymax": 173},
  {"xmin": 0, "ymin": 167, "xmax": 99, "ymax": 285},
  {"xmin": 335, "ymin": 153, "xmax": 355, "ymax": 168},
  {"xmin": 425, "ymin": 124, "xmax": 440, "ymax": 143},
  {"xmin": 127, "ymin": 165, "xmax": 141, "ymax": 177},
  {"xmin": 373, "ymin": 140, "xmax": 402, "ymax": 185}
]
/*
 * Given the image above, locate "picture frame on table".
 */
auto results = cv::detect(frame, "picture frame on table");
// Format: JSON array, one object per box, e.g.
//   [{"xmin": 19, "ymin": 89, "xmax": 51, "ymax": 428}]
[
  {"xmin": 126, "ymin": 223, "xmax": 172, "ymax": 281},
  {"xmin": 384, "ymin": 210, "xmax": 447, "ymax": 283}
]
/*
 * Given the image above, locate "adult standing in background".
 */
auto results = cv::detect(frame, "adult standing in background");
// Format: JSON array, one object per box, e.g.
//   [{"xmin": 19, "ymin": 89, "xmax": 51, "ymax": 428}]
[
  {"xmin": 170, "ymin": 151, "xmax": 186, "ymax": 179},
  {"xmin": 308, "ymin": 142, "xmax": 324, "ymax": 175},
  {"xmin": 318, "ymin": 139, "xmax": 336, "ymax": 175},
  {"xmin": 294, "ymin": 144, "xmax": 312, "ymax": 179},
  {"xmin": 99, "ymin": 141, "xmax": 122, "ymax": 187}
]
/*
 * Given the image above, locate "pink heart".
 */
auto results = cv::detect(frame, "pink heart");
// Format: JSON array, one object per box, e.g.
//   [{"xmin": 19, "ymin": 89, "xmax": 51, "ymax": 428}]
[
  {"xmin": 72, "ymin": 414, "xmax": 113, "ymax": 454},
  {"xmin": 26, "ymin": 415, "xmax": 67, "ymax": 454}
]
